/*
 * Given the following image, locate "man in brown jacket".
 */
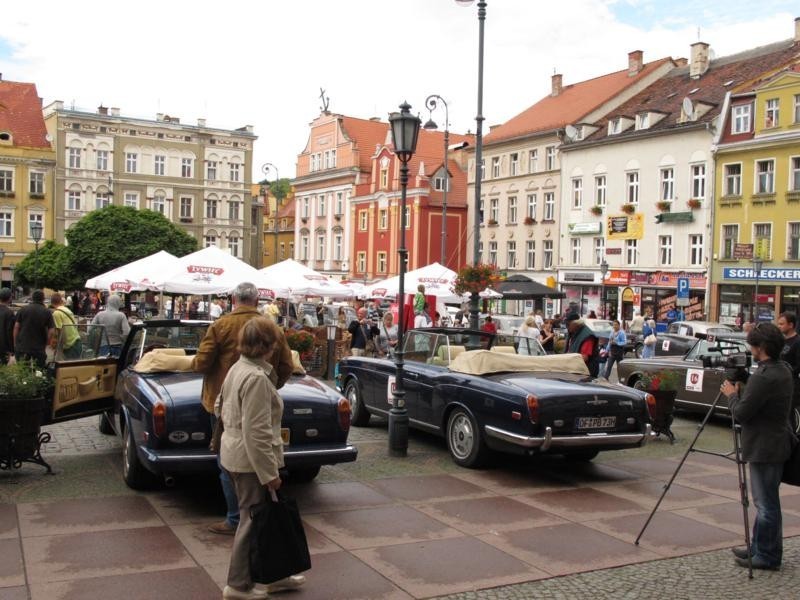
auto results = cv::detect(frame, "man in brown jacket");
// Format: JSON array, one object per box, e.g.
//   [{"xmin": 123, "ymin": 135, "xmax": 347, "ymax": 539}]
[{"xmin": 193, "ymin": 282, "xmax": 293, "ymax": 536}]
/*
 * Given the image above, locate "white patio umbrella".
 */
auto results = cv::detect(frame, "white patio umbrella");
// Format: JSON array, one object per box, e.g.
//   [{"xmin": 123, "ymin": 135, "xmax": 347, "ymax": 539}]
[
  {"xmin": 364, "ymin": 262, "xmax": 457, "ymax": 299},
  {"xmin": 256, "ymin": 259, "xmax": 353, "ymax": 298},
  {"xmin": 85, "ymin": 250, "xmax": 180, "ymax": 292},
  {"xmin": 151, "ymin": 245, "xmax": 261, "ymax": 295}
]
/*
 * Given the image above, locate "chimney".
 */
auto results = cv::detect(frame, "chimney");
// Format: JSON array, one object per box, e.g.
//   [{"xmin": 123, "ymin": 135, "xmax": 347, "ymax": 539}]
[
  {"xmin": 628, "ymin": 50, "xmax": 643, "ymax": 76},
  {"xmin": 795, "ymin": 16, "xmax": 800, "ymax": 42},
  {"xmin": 197, "ymin": 118, "xmax": 206, "ymax": 127},
  {"xmin": 551, "ymin": 73, "xmax": 563, "ymax": 97},
  {"xmin": 689, "ymin": 42, "xmax": 710, "ymax": 79},
  {"xmin": 110, "ymin": 107, "xmax": 120, "ymax": 117},
  {"xmin": 97, "ymin": 105, "xmax": 108, "ymax": 115}
]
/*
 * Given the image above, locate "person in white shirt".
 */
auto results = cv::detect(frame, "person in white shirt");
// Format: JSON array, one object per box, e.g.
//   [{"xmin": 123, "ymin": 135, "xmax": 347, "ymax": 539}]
[
  {"xmin": 518, "ymin": 316, "xmax": 541, "ymax": 355},
  {"xmin": 209, "ymin": 299, "xmax": 223, "ymax": 320},
  {"xmin": 533, "ymin": 309, "xmax": 544, "ymax": 330},
  {"xmin": 414, "ymin": 303, "xmax": 432, "ymax": 328}
]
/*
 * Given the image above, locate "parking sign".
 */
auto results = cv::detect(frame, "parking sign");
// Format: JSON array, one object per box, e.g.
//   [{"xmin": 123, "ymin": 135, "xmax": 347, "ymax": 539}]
[{"xmin": 677, "ymin": 277, "xmax": 690, "ymax": 307}]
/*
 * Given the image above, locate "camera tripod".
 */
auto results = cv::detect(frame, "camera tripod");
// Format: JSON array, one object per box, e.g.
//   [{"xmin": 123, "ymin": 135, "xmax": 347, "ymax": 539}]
[{"xmin": 634, "ymin": 391, "xmax": 754, "ymax": 579}]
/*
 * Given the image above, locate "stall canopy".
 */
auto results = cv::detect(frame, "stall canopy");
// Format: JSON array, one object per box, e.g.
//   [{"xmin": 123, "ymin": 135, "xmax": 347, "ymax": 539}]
[
  {"xmin": 257, "ymin": 259, "xmax": 354, "ymax": 298},
  {"xmin": 364, "ymin": 262, "xmax": 457, "ymax": 299},
  {"xmin": 152, "ymin": 246, "xmax": 261, "ymax": 295},
  {"xmin": 85, "ymin": 250, "xmax": 180, "ymax": 292},
  {"xmin": 495, "ymin": 274, "xmax": 565, "ymax": 299}
]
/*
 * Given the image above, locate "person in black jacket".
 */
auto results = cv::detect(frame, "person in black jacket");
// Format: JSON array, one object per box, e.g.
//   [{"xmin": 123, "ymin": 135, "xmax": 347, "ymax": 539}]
[
  {"xmin": 348, "ymin": 307, "xmax": 378, "ymax": 357},
  {"xmin": 778, "ymin": 312, "xmax": 800, "ymax": 413},
  {"xmin": 721, "ymin": 322, "xmax": 794, "ymax": 570},
  {"xmin": 0, "ymin": 288, "xmax": 15, "ymax": 364}
]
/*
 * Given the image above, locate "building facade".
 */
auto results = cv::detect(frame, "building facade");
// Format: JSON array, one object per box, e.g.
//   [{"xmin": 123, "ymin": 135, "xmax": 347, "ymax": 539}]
[
  {"xmin": 255, "ymin": 182, "xmax": 296, "ymax": 268},
  {"xmin": 42, "ymin": 103, "xmax": 259, "ymax": 263}
]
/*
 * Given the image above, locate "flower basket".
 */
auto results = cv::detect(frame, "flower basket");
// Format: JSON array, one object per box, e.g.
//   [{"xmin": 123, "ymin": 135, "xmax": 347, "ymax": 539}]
[
  {"xmin": 523, "ymin": 216, "xmax": 536, "ymax": 226},
  {"xmin": 284, "ymin": 329, "xmax": 315, "ymax": 355},
  {"xmin": 590, "ymin": 205, "xmax": 603, "ymax": 216},
  {"xmin": 687, "ymin": 198, "xmax": 702, "ymax": 210},
  {"xmin": 621, "ymin": 203, "xmax": 636, "ymax": 215},
  {"xmin": 634, "ymin": 369, "xmax": 680, "ymax": 443},
  {"xmin": 453, "ymin": 263, "xmax": 501, "ymax": 296},
  {"xmin": 656, "ymin": 200, "xmax": 672, "ymax": 212},
  {"xmin": 487, "ymin": 219, "xmax": 498, "ymax": 226}
]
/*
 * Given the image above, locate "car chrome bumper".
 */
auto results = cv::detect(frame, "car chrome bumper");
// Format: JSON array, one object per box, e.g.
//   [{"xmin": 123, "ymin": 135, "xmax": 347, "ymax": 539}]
[{"xmin": 484, "ymin": 423, "xmax": 653, "ymax": 451}]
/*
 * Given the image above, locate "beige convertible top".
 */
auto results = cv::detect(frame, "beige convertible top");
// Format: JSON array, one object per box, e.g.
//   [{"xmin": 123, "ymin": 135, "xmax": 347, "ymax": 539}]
[
  {"xmin": 449, "ymin": 350, "xmax": 590, "ymax": 376},
  {"xmin": 132, "ymin": 348, "xmax": 307, "ymax": 375}
]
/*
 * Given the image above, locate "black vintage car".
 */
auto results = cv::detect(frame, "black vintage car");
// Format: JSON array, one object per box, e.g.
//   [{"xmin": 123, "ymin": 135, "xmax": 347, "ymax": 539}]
[
  {"xmin": 49, "ymin": 320, "xmax": 357, "ymax": 489},
  {"xmin": 654, "ymin": 321, "xmax": 735, "ymax": 357},
  {"xmin": 337, "ymin": 328, "xmax": 654, "ymax": 468}
]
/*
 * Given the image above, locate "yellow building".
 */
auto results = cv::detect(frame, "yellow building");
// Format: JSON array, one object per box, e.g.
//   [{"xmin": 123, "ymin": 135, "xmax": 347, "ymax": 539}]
[
  {"xmin": 0, "ymin": 80, "xmax": 56, "ymax": 290},
  {"xmin": 711, "ymin": 66, "xmax": 800, "ymax": 323},
  {"xmin": 253, "ymin": 183, "xmax": 295, "ymax": 268}
]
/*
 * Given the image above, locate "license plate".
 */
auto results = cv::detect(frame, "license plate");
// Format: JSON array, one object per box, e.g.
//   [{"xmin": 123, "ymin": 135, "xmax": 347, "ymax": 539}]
[
  {"xmin": 576, "ymin": 416, "xmax": 616, "ymax": 429},
  {"xmin": 281, "ymin": 428, "xmax": 290, "ymax": 445}
]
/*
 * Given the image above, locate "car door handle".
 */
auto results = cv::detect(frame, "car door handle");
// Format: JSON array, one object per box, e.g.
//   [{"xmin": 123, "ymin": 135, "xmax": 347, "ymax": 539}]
[{"xmin": 406, "ymin": 372, "xmax": 419, "ymax": 379}]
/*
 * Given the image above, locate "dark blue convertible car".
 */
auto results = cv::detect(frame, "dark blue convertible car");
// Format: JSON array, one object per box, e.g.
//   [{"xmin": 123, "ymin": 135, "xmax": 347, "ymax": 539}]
[
  {"xmin": 48, "ymin": 320, "xmax": 357, "ymax": 489},
  {"xmin": 337, "ymin": 328, "xmax": 654, "ymax": 468}
]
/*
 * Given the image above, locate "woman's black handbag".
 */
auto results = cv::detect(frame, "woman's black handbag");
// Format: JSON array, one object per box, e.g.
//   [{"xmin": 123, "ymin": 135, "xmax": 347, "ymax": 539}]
[
  {"xmin": 782, "ymin": 434, "xmax": 800, "ymax": 486},
  {"xmin": 249, "ymin": 491, "xmax": 311, "ymax": 584}
]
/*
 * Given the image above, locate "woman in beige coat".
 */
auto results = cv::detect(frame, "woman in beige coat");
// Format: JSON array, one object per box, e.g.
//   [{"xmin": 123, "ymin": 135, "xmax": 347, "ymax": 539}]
[{"xmin": 217, "ymin": 317, "xmax": 305, "ymax": 600}]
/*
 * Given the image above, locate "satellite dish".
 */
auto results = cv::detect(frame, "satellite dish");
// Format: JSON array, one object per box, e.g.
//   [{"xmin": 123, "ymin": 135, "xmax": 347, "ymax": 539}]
[
  {"xmin": 565, "ymin": 124, "xmax": 578, "ymax": 140},
  {"xmin": 682, "ymin": 97, "xmax": 694, "ymax": 119}
]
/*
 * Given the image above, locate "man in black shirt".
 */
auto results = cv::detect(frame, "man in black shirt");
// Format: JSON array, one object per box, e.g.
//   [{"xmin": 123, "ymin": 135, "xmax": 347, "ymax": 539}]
[
  {"xmin": 778, "ymin": 311, "xmax": 800, "ymax": 411},
  {"xmin": 13, "ymin": 289, "xmax": 54, "ymax": 368},
  {"xmin": 0, "ymin": 288, "xmax": 15, "ymax": 364}
]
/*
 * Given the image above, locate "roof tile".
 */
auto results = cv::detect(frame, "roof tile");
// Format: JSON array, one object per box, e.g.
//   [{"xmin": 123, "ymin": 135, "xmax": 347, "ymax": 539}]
[{"xmin": 0, "ymin": 80, "xmax": 50, "ymax": 149}]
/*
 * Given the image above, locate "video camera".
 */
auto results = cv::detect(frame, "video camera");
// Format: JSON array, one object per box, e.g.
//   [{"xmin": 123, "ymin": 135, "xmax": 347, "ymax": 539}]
[{"xmin": 701, "ymin": 351, "xmax": 752, "ymax": 384}]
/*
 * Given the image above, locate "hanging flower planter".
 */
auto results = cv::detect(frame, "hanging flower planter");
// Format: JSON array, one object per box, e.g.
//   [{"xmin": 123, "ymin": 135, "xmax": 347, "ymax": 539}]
[
  {"xmin": 453, "ymin": 263, "xmax": 501, "ymax": 296},
  {"xmin": 523, "ymin": 216, "xmax": 536, "ymax": 225},
  {"xmin": 656, "ymin": 201, "xmax": 672, "ymax": 212},
  {"xmin": 590, "ymin": 205, "xmax": 603, "ymax": 216},
  {"xmin": 621, "ymin": 203, "xmax": 636, "ymax": 215},
  {"xmin": 687, "ymin": 199, "xmax": 702, "ymax": 210}
]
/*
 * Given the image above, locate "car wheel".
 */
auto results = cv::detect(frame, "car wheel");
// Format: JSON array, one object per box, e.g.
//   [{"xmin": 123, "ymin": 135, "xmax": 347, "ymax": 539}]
[
  {"xmin": 564, "ymin": 450, "xmax": 599, "ymax": 461},
  {"xmin": 345, "ymin": 380, "xmax": 370, "ymax": 427},
  {"xmin": 446, "ymin": 407, "xmax": 489, "ymax": 468},
  {"xmin": 289, "ymin": 466, "xmax": 321, "ymax": 483},
  {"xmin": 792, "ymin": 408, "xmax": 800, "ymax": 435},
  {"xmin": 122, "ymin": 421, "xmax": 156, "ymax": 490},
  {"xmin": 98, "ymin": 412, "xmax": 115, "ymax": 435}
]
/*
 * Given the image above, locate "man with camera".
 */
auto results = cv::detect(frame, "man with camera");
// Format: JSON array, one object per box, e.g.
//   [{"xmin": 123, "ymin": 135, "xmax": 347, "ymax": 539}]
[{"xmin": 721, "ymin": 322, "xmax": 794, "ymax": 571}]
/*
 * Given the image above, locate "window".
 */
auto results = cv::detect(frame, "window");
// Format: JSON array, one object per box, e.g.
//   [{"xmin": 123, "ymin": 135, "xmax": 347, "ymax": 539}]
[
  {"xmin": 333, "ymin": 234, "xmax": 342, "ymax": 261},
  {"xmin": 68, "ymin": 148, "xmax": 81, "ymax": 169},
  {"xmin": 0, "ymin": 212, "xmax": 11, "ymax": 237},
  {"xmin": 791, "ymin": 157, "xmax": 800, "ymax": 191},
  {"xmin": 608, "ymin": 118, "xmax": 621, "ymax": 135},
  {"xmin": 765, "ymin": 98, "xmax": 779, "ymax": 127},
  {"xmin": 544, "ymin": 192, "xmax": 555, "ymax": 221},
  {"xmin": 754, "ymin": 223, "xmax": 771, "ymax": 259},
  {"xmin": 659, "ymin": 235, "xmax": 672, "ymax": 265},
  {"xmin": 205, "ymin": 199, "xmax": 218, "ymax": 219},
  {"xmin": 507, "ymin": 196, "xmax": 517, "ymax": 224},
  {"xmin": 154, "ymin": 155, "xmax": 165, "ymax": 176},
  {"xmin": 330, "ymin": 150, "xmax": 337, "ymax": 168},
  {"xmin": 689, "ymin": 234, "xmax": 704, "ymax": 265},
  {"xmin": 229, "ymin": 162, "xmax": 240, "ymax": 182},
  {"xmin": 571, "ymin": 178, "xmax": 582, "ymax": 209},
  {"xmin": 626, "ymin": 172, "xmax": 639, "ymax": 204},
  {"xmin": 67, "ymin": 190, "xmax": 81, "ymax": 211},
  {"xmin": 756, "ymin": 159, "xmax": 775, "ymax": 194},
  {"xmin": 310, "ymin": 154, "xmax": 319, "ymax": 172},
  {"xmin": 489, "ymin": 198, "xmax": 499, "ymax": 223},
  {"xmin": 732, "ymin": 104, "xmax": 751, "ymax": 134},
  {"xmin": 180, "ymin": 197, "xmax": 193, "ymax": 218},
  {"xmin": 228, "ymin": 235, "xmax": 240, "ymax": 258},
  {"xmin": 28, "ymin": 212, "xmax": 43, "ymax": 240},
  {"xmin": 724, "ymin": 164, "xmax": 742, "ymax": 196},
  {"xmin": 125, "ymin": 152, "xmax": 137, "ymax": 173},
  {"xmin": 545, "ymin": 146, "xmax": 556, "ymax": 170},
  {"xmin": 433, "ymin": 173, "xmax": 449, "ymax": 191},
  {"xmin": 228, "ymin": 200, "xmax": 240, "ymax": 221},
  {"xmin": 626, "ymin": 239, "xmax": 639, "ymax": 265},
  {"xmin": 0, "ymin": 169, "xmax": 12, "ymax": 193},
  {"xmin": 323, "ymin": 151, "xmax": 331, "ymax": 169},
  {"xmin": 789, "ymin": 222, "xmax": 800, "ymax": 260},
  {"xmin": 377, "ymin": 251, "xmax": 387, "ymax": 273},
  {"xmin": 593, "ymin": 237, "xmax": 604, "ymax": 265},
  {"xmin": 479, "ymin": 159, "xmax": 485, "ymax": 180},
  {"xmin": 478, "ymin": 199, "xmax": 484, "ymax": 225},
  {"xmin": 506, "ymin": 241, "xmax": 516, "ymax": 268},
  {"xmin": 478, "ymin": 242, "xmax": 484, "ymax": 263},
  {"xmin": 335, "ymin": 192, "xmax": 344, "ymax": 215},
  {"xmin": 181, "ymin": 158, "xmax": 193, "ymax": 178},
  {"xmin": 636, "ymin": 113, "xmax": 650, "ymax": 130},
  {"xmin": 543, "ymin": 240, "xmax": 553, "ymax": 269},
  {"xmin": 204, "ymin": 235, "xmax": 217, "ymax": 248},
  {"xmin": 278, "ymin": 242, "xmax": 285, "ymax": 259},
  {"xmin": 525, "ymin": 240, "xmax": 535, "ymax": 269},
  {"xmin": 526, "ymin": 194, "xmax": 537, "ymax": 220},
  {"xmin": 289, "ymin": 242, "xmax": 294, "ymax": 258},
  {"xmin": 722, "ymin": 224, "xmax": 739, "ymax": 259},
  {"xmin": 404, "ymin": 206, "xmax": 410, "ymax": 229},
  {"xmin": 124, "ymin": 192, "xmax": 138, "ymax": 208},
  {"xmin": 206, "ymin": 161, "xmax": 217, "ymax": 180},
  {"xmin": 95, "ymin": 192, "xmax": 111, "ymax": 210},
  {"xmin": 488, "ymin": 241, "xmax": 498, "ymax": 265},
  {"xmin": 96, "ymin": 150, "xmax": 108, "ymax": 171},
  {"xmin": 301, "ymin": 197, "xmax": 310, "ymax": 218},
  {"xmin": 510, "ymin": 153, "xmax": 519, "ymax": 176},
  {"xmin": 595, "ymin": 175, "xmax": 606, "ymax": 206},
  {"xmin": 380, "ymin": 165, "xmax": 389, "ymax": 189},
  {"xmin": 317, "ymin": 194, "xmax": 326, "ymax": 217},
  {"xmin": 152, "ymin": 194, "xmax": 165, "ymax": 214},
  {"xmin": 571, "ymin": 238, "xmax": 581, "ymax": 264},
  {"xmin": 359, "ymin": 209, "xmax": 368, "ymax": 230},
  {"xmin": 316, "ymin": 234, "xmax": 325, "ymax": 260},
  {"xmin": 29, "ymin": 172, "xmax": 44, "ymax": 195},
  {"xmin": 690, "ymin": 164, "xmax": 706, "ymax": 200},
  {"xmin": 528, "ymin": 149, "xmax": 538, "ymax": 173},
  {"xmin": 660, "ymin": 168, "xmax": 674, "ymax": 201},
  {"xmin": 378, "ymin": 208, "xmax": 388, "ymax": 229},
  {"xmin": 491, "ymin": 157, "xmax": 500, "ymax": 178},
  {"xmin": 794, "ymin": 94, "xmax": 800, "ymax": 124},
  {"xmin": 356, "ymin": 251, "xmax": 366, "ymax": 273}
]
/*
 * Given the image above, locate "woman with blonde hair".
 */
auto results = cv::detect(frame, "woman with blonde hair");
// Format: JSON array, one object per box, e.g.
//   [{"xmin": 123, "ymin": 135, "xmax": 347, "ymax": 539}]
[{"xmin": 518, "ymin": 315, "xmax": 541, "ymax": 355}]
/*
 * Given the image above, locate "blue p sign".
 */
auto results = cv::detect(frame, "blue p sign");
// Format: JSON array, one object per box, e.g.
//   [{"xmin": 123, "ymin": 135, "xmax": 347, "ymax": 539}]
[{"xmin": 677, "ymin": 278, "xmax": 690, "ymax": 299}]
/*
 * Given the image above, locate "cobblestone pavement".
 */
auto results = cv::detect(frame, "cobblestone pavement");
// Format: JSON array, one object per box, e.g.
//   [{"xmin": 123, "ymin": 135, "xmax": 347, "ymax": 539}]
[{"xmin": 40, "ymin": 415, "xmax": 121, "ymax": 455}]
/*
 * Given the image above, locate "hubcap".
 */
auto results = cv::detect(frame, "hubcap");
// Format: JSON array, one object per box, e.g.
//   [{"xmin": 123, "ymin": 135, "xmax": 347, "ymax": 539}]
[
  {"xmin": 449, "ymin": 413, "xmax": 474, "ymax": 459},
  {"xmin": 123, "ymin": 430, "xmax": 131, "ymax": 477},
  {"xmin": 347, "ymin": 386, "xmax": 358, "ymax": 416}
]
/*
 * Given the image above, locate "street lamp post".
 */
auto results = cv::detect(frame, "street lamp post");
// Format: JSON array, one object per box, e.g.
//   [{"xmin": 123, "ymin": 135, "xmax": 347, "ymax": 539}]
[
  {"xmin": 752, "ymin": 257, "xmax": 763, "ymax": 323},
  {"xmin": 423, "ymin": 94, "xmax": 450, "ymax": 265},
  {"xmin": 457, "ymin": 0, "xmax": 487, "ymax": 331},
  {"xmin": 0, "ymin": 248, "xmax": 5, "ymax": 290},
  {"xmin": 326, "ymin": 323, "xmax": 338, "ymax": 381},
  {"xmin": 600, "ymin": 259, "xmax": 609, "ymax": 320},
  {"xmin": 30, "ymin": 222, "xmax": 43, "ymax": 290},
  {"xmin": 262, "ymin": 163, "xmax": 281, "ymax": 266},
  {"xmin": 388, "ymin": 101, "xmax": 421, "ymax": 457}
]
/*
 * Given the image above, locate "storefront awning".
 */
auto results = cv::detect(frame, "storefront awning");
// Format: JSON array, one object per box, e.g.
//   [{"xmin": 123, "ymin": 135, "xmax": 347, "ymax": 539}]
[{"xmin": 496, "ymin": 274, "xmax": 566, "ymax": 299}]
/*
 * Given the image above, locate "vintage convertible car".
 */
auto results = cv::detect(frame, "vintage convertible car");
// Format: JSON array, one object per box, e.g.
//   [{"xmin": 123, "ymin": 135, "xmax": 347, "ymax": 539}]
[
  {"xmin": 48, "ymin": 320, "xmax": 357, "ymax": 489},
  {"xmin": 654, "ymin": 321, "xmax": 735, "ymax": 357},
  {"xmin": 337, "ymin": 328, "xmax": 654, "ymax": 467}
]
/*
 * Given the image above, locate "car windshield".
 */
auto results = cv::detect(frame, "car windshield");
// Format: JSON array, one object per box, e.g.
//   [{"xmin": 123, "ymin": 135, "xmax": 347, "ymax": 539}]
[
  {"xmin": 493, "ymin": 316, "xmax": 525, "ymax": 332},
  {"xmin": 685, "ymin": 338, "xmax": 748, "ymax": 361},
  {"xmin": 123, "ymin": 323, "xmax": 209, "ymax": 368},
  {"xmin": 400, "ymin": 329, "xmax": 545, "ymax": 366}
]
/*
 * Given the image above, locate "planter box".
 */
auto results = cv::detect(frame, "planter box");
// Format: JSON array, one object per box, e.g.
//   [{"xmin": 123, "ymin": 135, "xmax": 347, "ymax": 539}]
[
  {"xmin": 650, "ymin": 390, "xmax": 676, "ymax": 443},
  {"xmin": 0, "ymin": 396, "xmax": 52, "ymax": 471}
]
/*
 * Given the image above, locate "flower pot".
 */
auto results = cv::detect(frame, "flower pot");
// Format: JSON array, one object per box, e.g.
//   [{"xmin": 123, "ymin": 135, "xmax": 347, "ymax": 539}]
[
  {"xmin": 649, "ymin": 390, "xmax": 676, "ymax": 443},
  {"xmin": 0, "ymin": 396, "xmax": 51, "ymax": 470}
]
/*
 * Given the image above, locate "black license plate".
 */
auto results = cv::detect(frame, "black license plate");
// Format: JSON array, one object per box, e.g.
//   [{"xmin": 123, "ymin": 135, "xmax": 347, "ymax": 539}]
[{"xmin": 575, "ymin": 416, "xmax": 616, "ymax": 429}]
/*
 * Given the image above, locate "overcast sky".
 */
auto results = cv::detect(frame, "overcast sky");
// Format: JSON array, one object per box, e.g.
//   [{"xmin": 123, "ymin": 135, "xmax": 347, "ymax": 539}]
[{"xmin": 1, "ymin": 1, "xmax": 797, "ymax": 181}]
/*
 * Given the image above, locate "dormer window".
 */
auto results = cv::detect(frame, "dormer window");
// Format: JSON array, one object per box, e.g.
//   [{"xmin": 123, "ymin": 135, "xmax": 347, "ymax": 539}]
[
  {"xmin": 635, "ymin": 113, "xmax": 650, "ymax": 130},
  {"xmin": 732, "ymin": 104, "xmax": 752, "ymax": 134},
  {"xmin": 608, "ymin": 119, "xmax": 621, "ymax": 135},
  {"xmin": 0, "ymin": 131, "xmax": 11, "ymax": 145}
]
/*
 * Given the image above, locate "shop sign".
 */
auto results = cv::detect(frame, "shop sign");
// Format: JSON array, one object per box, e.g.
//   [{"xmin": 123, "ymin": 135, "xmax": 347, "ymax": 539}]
[
  {"xmin": 733, "ymin": 243, "xmax": 753, "ymax": 259},
  {"xmin": 605, "ymin": 248, "xmax": 622, "ymax": 255},
  {"xmin": 629, "ymin": 271, "xmax": 650, "ymax": 285},
  {"xmin": 568, "ymin": 222, "xmax": 602, "ymax": 235},
  {"xmin": 604, "ymin": 270, "xmax": 630, "ymax": 285},
  {"xmin": 607, "ymin": 214, "xmax": 644, "ymax": 240},
  {"xmin": 723, "ymin": 267, "xmax": 800, "ymax": 282},
  {"xmin": 621, "ymin": 287, "xmax": 635, "ymax": 302},
  {"xmin": 650, "ymin": 271, "xmax": 707, "ymax": 288},
  {"xmin": 563, "ymin": 272, "xmax": 596, "ymax": 282}
]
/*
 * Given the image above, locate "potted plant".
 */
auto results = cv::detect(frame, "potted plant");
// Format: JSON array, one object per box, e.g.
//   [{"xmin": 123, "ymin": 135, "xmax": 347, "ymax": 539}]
[
  {"xmin": 487, "ymin": 218, "xmax": 498, "ymax": 226},
  {"xmin": 285, "ymin": 329, "xmax": 316, "ymax": 360},
  {"xmin": 687, "ymin": 198, "xmax": 702, "ymax": 210},
  {"xmin": 634, "ymin": 369, "xmax": 681, "ymax": 443},
  {"xmin": 590, "ymin": 205, "xmax": 603, "ymax": 216},
  {"xmin": 453, "ymin": 263, "xmax": 501, "ymax": 296},
  {"xmin": 656, "ymin": 200, "xmax": 672, "ymax": 212},
  {"xmin": 523, "ymin": 216, "xmax": 536, "ymax": 225},
  {"xmin": 621, "ymin": 203, "xmax": 636, "ymax": 215}
]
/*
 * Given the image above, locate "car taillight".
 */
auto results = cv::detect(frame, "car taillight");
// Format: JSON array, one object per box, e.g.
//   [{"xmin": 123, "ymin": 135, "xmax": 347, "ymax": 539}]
[
  {"xmin": 526, "ymin": 394, "xmax": 539, "ymax": 423},
  {"xmin": 153, "ymin": 401, "xmax": 167, "ymax": 437},
  {"xmin": 645, "ymin": 393, "xmax": 656, "ymax": 420},
  {"xmin": 337, "ymin": 397, "xmax": 351, "ymax": 432}
]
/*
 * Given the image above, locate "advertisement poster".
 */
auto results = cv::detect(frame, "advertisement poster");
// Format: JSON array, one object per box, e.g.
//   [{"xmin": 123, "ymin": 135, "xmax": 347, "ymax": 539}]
[{"xmin": 606, "ymin": 214, "xmax": 644, "ymax": 240}]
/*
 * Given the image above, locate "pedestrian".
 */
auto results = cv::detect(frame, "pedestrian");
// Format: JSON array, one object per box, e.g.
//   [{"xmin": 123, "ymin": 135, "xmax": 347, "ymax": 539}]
[
  {"xmin": 534, "ymin": 309, "xmax": 544, "ymax": 330},
  {"xmin": 777, "ymin": 312, "xmax": 800, "ymax": 416},
  {"xmin": 518, "ymin": 316, "xmax": 541, "ymax": 355},
  {"xmin": 13, "ymin": 290, "xmax": 54, "ymax": 368},
  {"xmin": 481, "ymin": 315, "xmax": 497, "ymax": 334},
  {"xmin": 348, "ymin": 307, "xmax": 378, "ymax": 356},
  {"xmin": 721, "ymin": 322, "xmax": 794, "ymax": 571},
  {"xmin": 564, "ymin": 312, "xmax": 600, "ymax": 377},
  {"xmin": 193, "ymin": 282, "xmax": 293, "ymax": 537},
  {"xmin": 603, "ymin": 319, "xmax": 627, "ymax": 379},
  {"xmin": 414, "ymin": 303, "xmax": 433, "ymax": 329},
  {"xmin": 50, "ymin": 293, "xmax": 82, "ymax": 360},
  {"xmin": 540, "ymin": 320, "xmax": 555, "ymax": 353},
  {"xmin": 218, "ymin": 317, "xmax": 306, "ymax": 600},
  {"xmin": 630, "ymin": 310, "xmax": 645, "ymax": 334},
  {"xmin": 91, "ymin": 294, "xmax": 131, "ymax": 357},
  {"xmin": 666, "ymin": 306, "xmax": 678, "ymax": 325},
  {"xmin": 0, "ymin": 288, "xmax": 15, "ymax": 364},
  {"xmin": 376, "ymin": 311, "xmax": 398, "ymax": 358},
  {"xmin": 413, "ymin": 284, "xmax": 426, "ymax": 315},
  {"xmin": 642, "ymin": 318, "xmax": 657, "ymax": 359},
  {"xmin": 209, "ymin": 299, "xmax": 223, "ymax": 320}
]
